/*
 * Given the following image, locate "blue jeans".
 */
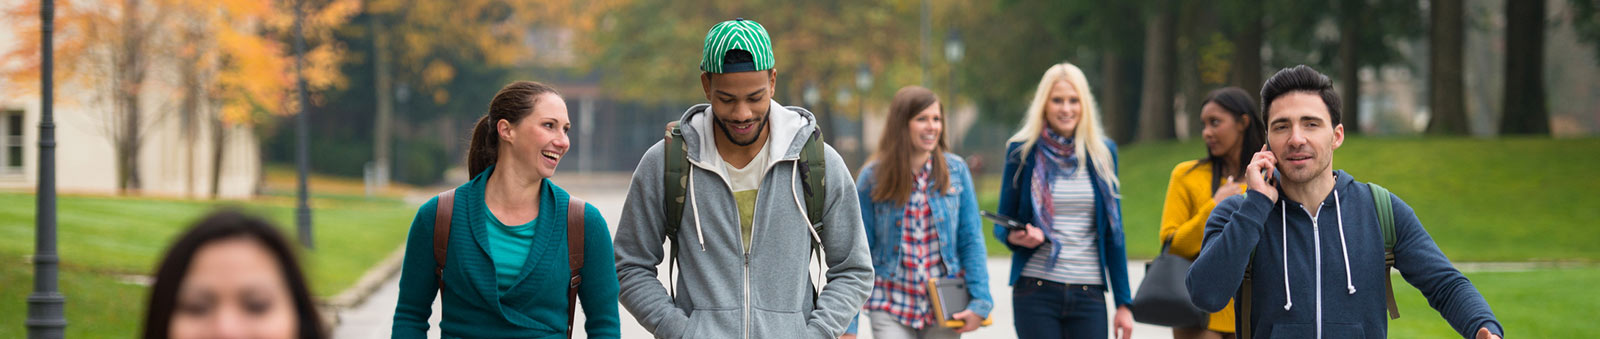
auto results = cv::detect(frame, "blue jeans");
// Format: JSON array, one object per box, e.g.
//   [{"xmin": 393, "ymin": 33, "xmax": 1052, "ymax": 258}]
[{"xmin": 1012, "ymin": 276, "xmax": 1107, "ymax": 339}]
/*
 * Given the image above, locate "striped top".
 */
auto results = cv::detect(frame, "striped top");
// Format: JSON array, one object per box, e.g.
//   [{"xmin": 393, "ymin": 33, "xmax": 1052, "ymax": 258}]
[{"xmin": 1021, "ymin": 167, "xmax": 1102, "ymax": 285}]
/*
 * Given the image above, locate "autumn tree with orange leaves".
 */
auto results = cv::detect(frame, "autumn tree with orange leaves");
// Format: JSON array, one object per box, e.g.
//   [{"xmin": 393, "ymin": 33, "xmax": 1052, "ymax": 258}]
[
  {"xmin": 2, "ymin": 0, "xmax": 356, "ymax": 195},
  {"xmin": 359, "ymin": 0, "xmax": 620, "ymax": 186}
]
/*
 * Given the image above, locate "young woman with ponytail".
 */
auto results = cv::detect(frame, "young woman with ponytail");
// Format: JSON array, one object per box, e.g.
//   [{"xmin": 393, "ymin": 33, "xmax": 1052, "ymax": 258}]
[{"xmin": 391, "ymin": 81, "xmax": 620, "ymax": 338}]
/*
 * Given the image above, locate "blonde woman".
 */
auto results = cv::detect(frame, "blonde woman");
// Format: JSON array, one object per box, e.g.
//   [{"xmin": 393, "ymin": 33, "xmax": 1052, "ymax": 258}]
[{"xmin": 993, "ymin": 62, "xmax": 1133, "ymax": 339}]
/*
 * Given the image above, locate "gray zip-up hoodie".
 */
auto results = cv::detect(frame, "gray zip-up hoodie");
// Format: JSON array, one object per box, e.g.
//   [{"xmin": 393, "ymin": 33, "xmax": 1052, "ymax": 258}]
[{"xmin": 614, "ymin": 100, "xmax": 873, "ymax": 339}]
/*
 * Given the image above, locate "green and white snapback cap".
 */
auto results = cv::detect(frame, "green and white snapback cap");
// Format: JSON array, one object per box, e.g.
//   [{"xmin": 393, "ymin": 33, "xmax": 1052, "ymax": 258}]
[{"xmin": 700, "ymin": 18, "xmax": 774, "ymax": 73}]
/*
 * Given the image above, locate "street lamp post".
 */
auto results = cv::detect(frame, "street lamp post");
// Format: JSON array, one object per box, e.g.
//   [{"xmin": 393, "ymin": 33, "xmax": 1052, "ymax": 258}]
[
  {"xmin": 294, "ymin": 0, "xmax": 313, "ymax": 249},
  {"xmin": 945, "ymin": 30, "xmax": 963, "ymax": 114},
  {"xmin": 28, "ymin": 1, "xmax": 66, "ymax": 337},
  {"xmin": 803, "ymin": 82, "xmax": 821, "ymax": 110},
  {"xmin": 854, "ymin": 64, "xmax": 872, "ymax": 165}
]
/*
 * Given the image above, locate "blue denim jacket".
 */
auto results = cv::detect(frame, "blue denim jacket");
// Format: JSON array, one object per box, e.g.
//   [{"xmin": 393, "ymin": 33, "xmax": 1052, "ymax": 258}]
[
  {"xmin": 845, "ymin": 152, "xmax": 993, "ymax": 334},
  {"xmin": 993, "ymin": 140, "xmax": 1133, "ymax": 307}
]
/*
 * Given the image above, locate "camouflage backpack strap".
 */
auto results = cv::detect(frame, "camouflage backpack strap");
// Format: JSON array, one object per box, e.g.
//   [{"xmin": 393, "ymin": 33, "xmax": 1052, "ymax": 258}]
[
  {"xmin": 797, "ymin": 126, "xmax": 827, "ymax": 298},
  {"xmin": 799, "ymin": 127, "xmax": 826, "ymax": 236},
  {"xmin": 1369, "ymin": 182, "xmax": 1400, "ymax": 319},
  {"xmin": 661, "ymin": 121, "xmax": 689, "ymax": 299}
]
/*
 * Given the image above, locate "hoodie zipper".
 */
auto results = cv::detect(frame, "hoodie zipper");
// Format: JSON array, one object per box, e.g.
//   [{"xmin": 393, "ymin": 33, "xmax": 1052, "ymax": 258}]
[
  {"xmin": 683, "ymin": 106, "xmax": 813, "ymax": 339},
  {"xmin": 1298, "ymin": 204, "xmax": 1323, "ymax": 339},
  {"xmin": 685, "ymin": 156, "xmax": 796, "ymax": 339}
]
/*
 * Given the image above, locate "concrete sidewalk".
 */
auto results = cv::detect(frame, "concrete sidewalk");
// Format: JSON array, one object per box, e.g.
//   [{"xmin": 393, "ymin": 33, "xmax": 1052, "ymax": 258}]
[{"xmin": 334, "ymin": 175, "xmax": 1173, "ymax": 338}]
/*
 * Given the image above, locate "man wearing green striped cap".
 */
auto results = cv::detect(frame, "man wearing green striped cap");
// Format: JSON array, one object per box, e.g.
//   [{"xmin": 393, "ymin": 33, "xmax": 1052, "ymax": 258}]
[{"xmin": 615, "ymin": 18, "xmax": 873, "ymax": 339}]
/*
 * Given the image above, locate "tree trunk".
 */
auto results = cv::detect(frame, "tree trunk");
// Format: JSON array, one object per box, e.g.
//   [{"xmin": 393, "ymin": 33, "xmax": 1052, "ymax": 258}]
[
  {"xmin": 1229, "ymin": 6, "xmax": 1263, "ymax": 100},
  {"xmin": 1339, "ymin": 0, "xmax": 1364, "ymax": 134},
  {"xmin": 179, "ymin": 24, "xmax": 203, "ymax": 198},
  {"xmin": 1501, "ymin": 0, "xmax": 1549, "ymax": 135},
  {"xmin": 371, "ymin": 15, "xmax": 394, "ymax": 189},
  {"xmin": 210, "ymin": 115, "xmax": 227, "ymax": 199},
  {"xmin": 1137, "ymin": 9, "xmax": 1177, "ymax": 142},
  {"xmin": 1428, "ymin": 0, "xmax": 1469, "ymax": 135},
  {"xmin": 115, "ymin": 0, "xmax": 147, "ymax": 193},
  {"xmin": 1178, "ymin": 1, "xmax": 1214, "ymax": 139},
  {"xmin": 1101, "ymin": 51, "xmax": 1128, "ymax": 142}
]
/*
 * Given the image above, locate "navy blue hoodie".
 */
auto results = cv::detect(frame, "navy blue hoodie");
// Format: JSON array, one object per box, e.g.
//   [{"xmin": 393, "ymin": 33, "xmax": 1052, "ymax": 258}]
[{"xmin": 1187, "ymin": 170, "xmax": 1503, "ymax": 338}]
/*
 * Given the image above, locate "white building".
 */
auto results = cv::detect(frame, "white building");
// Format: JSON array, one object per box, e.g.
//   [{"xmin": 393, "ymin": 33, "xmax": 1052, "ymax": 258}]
[{"xmin": 0, "ymin": 6, "xmax": 260, "ymax": 198}]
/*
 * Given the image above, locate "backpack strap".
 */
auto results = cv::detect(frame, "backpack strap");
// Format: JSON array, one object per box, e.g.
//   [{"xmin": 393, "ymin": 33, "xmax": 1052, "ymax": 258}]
[
  {"xmin": 799, "ymin": 128, "xmax": 826, "ymax": 231},
  {"xmin": 1369, "ymin": 182, "xmax": 1400, "ymax": 320},
  {"xmin": 1238, "ymin": 257, "xmax": 1254, "ymax": 339},
  {"xmin": 798, "ymin": 127, "xmax": 827, "ymax": 298},
  {"xmin": 661, "ymin": 121, "xmax": 689, "ymax": 299},
  {"xmin": 565, "ymin": 197, "xmax": 586, "ymax": 338},
  {"xmin": 433, "ymin": 189, "xmax": 457, "ymax": 289}
]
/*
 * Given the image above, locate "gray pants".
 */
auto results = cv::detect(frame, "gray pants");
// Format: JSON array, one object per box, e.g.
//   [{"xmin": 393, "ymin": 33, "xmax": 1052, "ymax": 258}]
[{"xmin": 868, "ymin": 311, "xmax": 961, "ymax": 339}]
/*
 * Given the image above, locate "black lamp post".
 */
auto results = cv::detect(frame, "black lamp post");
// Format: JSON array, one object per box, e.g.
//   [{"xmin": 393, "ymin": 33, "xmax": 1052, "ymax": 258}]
[
  {"xmin": 294, "ymin": 0, "xmax": 313, "ymax": 249},
  {"xmin": 945, "ymin": 30, "xmax": 963, "ymax": 112},
  {"xmin": 854, "ymin": 64, "xmax": 872, "ymax": 165},
  {"xmin": 28, "ymin": 1, "xmax": 66, "ymax": 337}
]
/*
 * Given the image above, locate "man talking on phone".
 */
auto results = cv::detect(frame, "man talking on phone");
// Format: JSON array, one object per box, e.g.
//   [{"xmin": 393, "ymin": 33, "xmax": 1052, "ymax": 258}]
[{"xmin": 1186, "ymin": 65, "xmax": 1504, "ymax": 339}]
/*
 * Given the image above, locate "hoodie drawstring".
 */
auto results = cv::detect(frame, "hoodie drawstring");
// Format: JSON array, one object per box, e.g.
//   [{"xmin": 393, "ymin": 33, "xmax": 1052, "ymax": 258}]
[
  {"xmin": 688, "ymin": 169, "xmax": 706, "ymax": 251},
  {"xmin": 1280, "ymin": 189, "xmax": 1358, "ymax": 313},
  {"xmin": 1333, "ymin": 190, "xmax": 1355, "ymax": 295},
  {"xmin": 1281, "ymin": 200, "xmax": 1293, "ymax": 311},
  {"xmin": 790, "ymin": 161, "xmax": 825, "ymax": 294}
]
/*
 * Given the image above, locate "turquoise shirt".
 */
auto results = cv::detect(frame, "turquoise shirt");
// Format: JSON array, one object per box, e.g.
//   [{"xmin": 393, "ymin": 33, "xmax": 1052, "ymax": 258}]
[
  {"xmin": 392, "ymin": 165, "xmax": 621, "ymax": 338},
  {"xmin": 485, "ymin": 207, "xmax": 536, "ymax": 292}
]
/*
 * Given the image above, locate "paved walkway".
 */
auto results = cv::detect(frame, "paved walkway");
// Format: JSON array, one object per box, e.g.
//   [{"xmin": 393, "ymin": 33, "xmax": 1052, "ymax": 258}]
[{"xmin": 335, "ymin": 173, "xmax": 1168, "ymax": 339}]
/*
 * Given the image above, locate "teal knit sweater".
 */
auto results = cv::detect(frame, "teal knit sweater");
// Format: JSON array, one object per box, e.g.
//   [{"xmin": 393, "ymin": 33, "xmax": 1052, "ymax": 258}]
[{"xmin": 392, "ymin": 166, "xmax": 620, "ymax": 338}]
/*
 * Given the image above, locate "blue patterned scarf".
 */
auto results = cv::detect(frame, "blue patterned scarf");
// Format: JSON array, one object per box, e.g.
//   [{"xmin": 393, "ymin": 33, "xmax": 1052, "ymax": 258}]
[{"xmin": 1030, "ymin": 129, "xmax": 1077, "ymax": 249}]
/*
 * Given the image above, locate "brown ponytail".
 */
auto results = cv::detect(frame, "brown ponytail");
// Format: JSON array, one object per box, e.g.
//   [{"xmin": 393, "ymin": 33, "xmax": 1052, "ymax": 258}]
[{"xmin": 467, "ymin": 81, "xmax": 559, "ymax": 179}]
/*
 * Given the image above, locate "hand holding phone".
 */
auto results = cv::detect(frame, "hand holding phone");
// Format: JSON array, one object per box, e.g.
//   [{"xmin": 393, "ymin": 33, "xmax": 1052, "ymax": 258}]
[{"xmin": 1245, "ymin": 144, "xmax": 1279, "ymax": 202}]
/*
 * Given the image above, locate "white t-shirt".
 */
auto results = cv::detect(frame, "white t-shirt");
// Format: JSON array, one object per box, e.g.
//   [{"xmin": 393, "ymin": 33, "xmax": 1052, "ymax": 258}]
[{"xmin": 723, "ymin": 143, "xmax": 771, "ymax": 251}]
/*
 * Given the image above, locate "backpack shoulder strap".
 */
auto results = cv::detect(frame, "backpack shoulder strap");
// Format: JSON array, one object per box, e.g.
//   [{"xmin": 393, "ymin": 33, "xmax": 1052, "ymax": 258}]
[
  {"xmin": 662, "ymin": 122, "xmax": 688, "ymax": 239},
  {"xmin": 799, "ymin": 128, "xmax": 826, "ymax": 233},
  {"xmin": 661, "ymin": 122, "xmax": 689, "ymax": 299},
  {"xmin": 798, "ymin": 127, "xmax": 828, "ymax": 299},
  {"xmin": 565, "ymin": 197, "xmax": 586, "ymax": 338},
  {"xmin": 433, "ymin": 189, "xmax": 457, "ymax": 289},
  {"xmin": 1238, "ymin": 256, "xmax": 1255, "ymax": 339},
  {"xmin": 1369, "ymin": 182, "xmax": 1401, "ymax": 319}
]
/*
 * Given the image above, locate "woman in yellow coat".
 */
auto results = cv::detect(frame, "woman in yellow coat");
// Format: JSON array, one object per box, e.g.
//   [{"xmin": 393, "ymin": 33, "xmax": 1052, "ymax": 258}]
[{"xmin": 1159, "ymin": 87, "xmax": 1263, "ymax": 339}]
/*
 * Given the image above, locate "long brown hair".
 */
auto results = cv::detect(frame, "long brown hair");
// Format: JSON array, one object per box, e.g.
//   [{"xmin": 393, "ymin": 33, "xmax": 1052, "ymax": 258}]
[
  {"xmin": 143, "ymin": 209, "xmax": 325, "ymax": 339},
  {"xmin": 869, "ymin": 86, "xmax": 950, "ymax": 206},
  {"xmin": 468, "ymin": 81, "xmax": 559, "ymax": 179},
  {"xmin": 1195, "ymin": 87, "xmax": 1265, "ymax": 193}
]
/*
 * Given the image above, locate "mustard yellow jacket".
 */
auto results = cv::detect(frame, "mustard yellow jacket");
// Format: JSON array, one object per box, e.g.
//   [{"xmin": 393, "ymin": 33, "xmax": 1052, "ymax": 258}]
[{"xmin": 1158, "ymin": 160, "xmax": 1243, "ymax": 333}]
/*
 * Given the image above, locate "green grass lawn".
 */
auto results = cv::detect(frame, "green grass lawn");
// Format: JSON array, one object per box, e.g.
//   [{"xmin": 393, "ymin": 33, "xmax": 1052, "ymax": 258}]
[
  {"xmin": 0, "ymin": 191, "xmax": 417, "ymax": 337},
  {"xmin": 1387, "ymin": 267, "xmax": 1600, "ymax": 337},
  {"xmin": 979, "ymin": 137, "xmax": 1600, "ymax": 261}
]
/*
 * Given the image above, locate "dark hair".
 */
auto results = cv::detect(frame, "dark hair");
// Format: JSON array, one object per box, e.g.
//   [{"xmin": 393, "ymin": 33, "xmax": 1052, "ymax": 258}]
[
  {"xmin": 143, "ymin": 209, "xmax": 325, "ymax": 339},
  {"xmin": 1260, "ymin": 65, "xmax": 1342, "ymax": 126},
  {"xmin": 469, "ymin": 81, "xmax": 560, "ymax": 179},
  {"xmin": 1198, "ymin": 87, "xmax": 1266, "ymax": 192},
  {"xmin": 869, "ymin": 86, "xmax": 950, "ymax": 206}
]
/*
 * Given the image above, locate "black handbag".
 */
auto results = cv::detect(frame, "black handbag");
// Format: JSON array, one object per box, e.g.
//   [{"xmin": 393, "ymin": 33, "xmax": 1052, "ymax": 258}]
[{"xmin": 1131, "ymin": 239, "xmax": 1209, "ymax": 328}]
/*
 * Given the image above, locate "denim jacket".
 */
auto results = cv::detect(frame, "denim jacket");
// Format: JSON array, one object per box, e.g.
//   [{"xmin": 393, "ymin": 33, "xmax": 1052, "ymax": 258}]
[{"xmin": 846, "ymin": 152, "xmax": 993, "ymax": 334}]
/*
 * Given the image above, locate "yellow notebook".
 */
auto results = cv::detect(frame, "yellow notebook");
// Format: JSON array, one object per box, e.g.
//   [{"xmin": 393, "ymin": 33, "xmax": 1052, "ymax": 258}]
[{"xmin": 926, "ymin": 277, "xmax": 993, "ymax": 328}]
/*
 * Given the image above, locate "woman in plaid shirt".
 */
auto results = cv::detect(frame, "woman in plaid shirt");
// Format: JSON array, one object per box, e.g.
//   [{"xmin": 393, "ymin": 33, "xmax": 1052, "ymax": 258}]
[{"xmin": 845, "ymin": 86, "xmax": 993, "ymax": 339}]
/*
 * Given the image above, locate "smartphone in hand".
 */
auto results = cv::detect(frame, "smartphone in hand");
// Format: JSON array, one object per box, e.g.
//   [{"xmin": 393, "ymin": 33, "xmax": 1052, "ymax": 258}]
[{"xmin": 981, "ymin": 211, "xmax": 1028, "ymax": 232}]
